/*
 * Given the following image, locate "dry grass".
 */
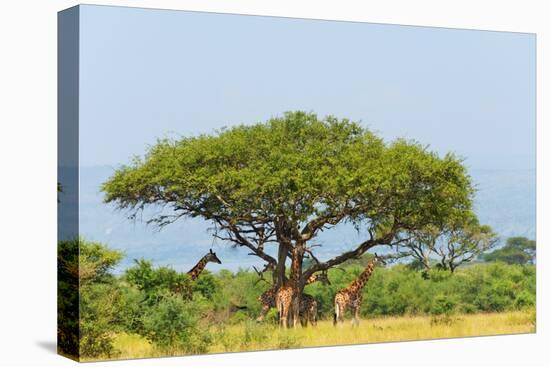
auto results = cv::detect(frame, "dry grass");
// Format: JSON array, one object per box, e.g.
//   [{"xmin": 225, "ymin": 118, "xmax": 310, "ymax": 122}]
[{"xmin": 107, "ymin": 310, "xmax": 535, "ymax": 360}]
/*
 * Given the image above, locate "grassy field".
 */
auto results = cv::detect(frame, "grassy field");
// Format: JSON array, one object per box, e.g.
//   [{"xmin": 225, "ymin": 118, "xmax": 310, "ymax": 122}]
[{"xmin": 104, "ymin": 310, "xmax": 535, "ymax": 361}]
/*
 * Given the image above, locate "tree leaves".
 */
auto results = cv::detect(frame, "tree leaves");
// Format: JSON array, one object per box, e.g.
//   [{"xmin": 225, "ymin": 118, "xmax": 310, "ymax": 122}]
[{"xmin": 102, "ymin": 111, "xmax": 477, "ymax": 277}]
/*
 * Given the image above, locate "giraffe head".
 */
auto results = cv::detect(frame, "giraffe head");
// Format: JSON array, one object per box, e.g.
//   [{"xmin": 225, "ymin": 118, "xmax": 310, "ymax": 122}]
[
  {"xmin": 205, "ymin": 249, "xmax": 222, "ymax": 264},
  {"xmin": 306, "ymin": 270, "xmax": 331, "ymax": 286},
  {"xmin": 316, "ymin": 270, "xmax": 331, "ymax": 285},
  {"xmin": 373, "ymin": 253, "xmax": 386, "ymax": 266},
  {"xmin": 364, "ymin": 253, "xmax": 380, "ymax": 273}
]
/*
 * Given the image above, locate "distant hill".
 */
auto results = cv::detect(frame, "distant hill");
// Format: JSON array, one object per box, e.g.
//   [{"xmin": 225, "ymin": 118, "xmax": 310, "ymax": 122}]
[{"xmin": 75, "ymin": 166, "xmax": 535, "ymax": 273}]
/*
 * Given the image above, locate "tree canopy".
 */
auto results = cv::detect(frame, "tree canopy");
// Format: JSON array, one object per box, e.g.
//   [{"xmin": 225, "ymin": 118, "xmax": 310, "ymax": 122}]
[
  {"xmin": 102, "ymin": 111, "xmax": 477, "ymax": 321},
  {"xmin": 483, "ymin": 237, "xmax": 536, "ymax": 265},
  {"xmin": 392, "ymin": 214, "xmax": 498, "ymax": 273}
]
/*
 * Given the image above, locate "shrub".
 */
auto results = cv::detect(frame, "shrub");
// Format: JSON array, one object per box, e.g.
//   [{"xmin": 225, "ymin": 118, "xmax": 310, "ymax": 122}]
[
  {"xmin": 514, "ymin": 290, "xmax": 535, "ymax": 309},
  {"xmin": 124, "ymin": 259, "xmax": 192, "ymax": 303},
  {"xmin": 193, "ymin": 271, "xmax": 222, "ymax": 301},
  {"xmin": 58, "ymin": 239, "xmax": 80, "ymax": 358},
  {"xmin": 59, "ymin": 239, "xmax": 124, "ymax": 359},
  {"xmin": 431, "ymin": 295, "xmax": 458, "ymax": 315},
  {"xmin": 141, "ymin": 293, "xmax": 212, "ymax": 355}
]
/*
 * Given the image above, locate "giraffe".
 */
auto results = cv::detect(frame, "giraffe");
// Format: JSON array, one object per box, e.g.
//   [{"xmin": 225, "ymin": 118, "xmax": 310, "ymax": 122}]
[
  {"xmin": 276, "ymin": 248, "xmax": 330, "ymax": 328},
  {"xmin": 300, "ymin": 271, "xmax": 331, "ymax": 327},
  {"xmin": 275, "ymin": 248, "xmax": 301, "ymax": 328},
  {"xmin": 187, "ymin": 249, "xmax": 222, "ymax": 281},
  {"xmin": 256, "ymin": 271, "xmax": 330, "ymax": 322},
  {"xmin": 299, "ymin": 294, "xmax": 319, "ymax": 327},
  {"xmin": 333, "ymin": 254, "xmax": 380, "ymax": 326},
  {"xmin": 256, "ymin": 286, "xmax": 277, "ymax": 322}
]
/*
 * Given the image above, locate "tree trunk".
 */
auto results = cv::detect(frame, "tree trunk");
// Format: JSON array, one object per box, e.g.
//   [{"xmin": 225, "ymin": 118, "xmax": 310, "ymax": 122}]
[
  {"xmin": 275, "ymin": 242, "xmax": 289, "ymax": 287},
  {"xmin": 289, "ymin": 244, "xmax": 305, "ymax": 327}
]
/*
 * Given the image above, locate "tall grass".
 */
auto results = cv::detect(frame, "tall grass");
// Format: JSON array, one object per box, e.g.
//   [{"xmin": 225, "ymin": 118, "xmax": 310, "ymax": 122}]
[{"xmin": 101, "ymin": 309, "xmax": 534, "ymax": 361}]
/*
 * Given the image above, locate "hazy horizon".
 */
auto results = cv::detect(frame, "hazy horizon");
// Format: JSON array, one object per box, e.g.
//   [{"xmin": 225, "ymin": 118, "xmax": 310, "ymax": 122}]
[
  {"xmin": 69, "ymin": 5, "xmax": 536, "ymax": 272},
  {"xmin": 76, "ymin": 165, "xmax": 535, "ymax": 273}
]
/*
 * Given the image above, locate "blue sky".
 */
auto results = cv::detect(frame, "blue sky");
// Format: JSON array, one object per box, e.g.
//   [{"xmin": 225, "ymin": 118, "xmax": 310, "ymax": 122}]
[
  {"xmin": 79, "ymin": 5, "xmax": 536, "ymax": 171},
  {"xmin": 72, "ymin": 5, "xmax": 536, "ymax": 271}
]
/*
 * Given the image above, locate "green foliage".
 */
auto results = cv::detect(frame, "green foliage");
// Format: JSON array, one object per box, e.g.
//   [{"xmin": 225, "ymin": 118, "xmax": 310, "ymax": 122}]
[
  {"xmin": 102, "ymin": 111, "xmax": 476, "ymax": 284},
  {"xmin": 431, "ymin": 295, "xmax": 458, "ymax": 315},
  {"xmin": 514, "ymin": 291, "xmax": 535, "ymax": 309},
  {"xmin": 192, "ymin": 271, "xmax": 222, "ymax": 301},
  {"xmin": 113, "ymin": 284, "xmax": 144, "ymax": 334},
  {"xmin": 124, "ymin": 259, "xmax": 192, "ymax": 304},
  {"xmin": 120, "ymin": 260, "xmax": 214, "ymax": 354},
  {"xmin": 61, "ymin": 239, "xmax": 535, "ymax": 359},
  {"xmin": 80, "ymin": 282, "xmax": 122, "ymax": 358},
  {"xmin": 61, "ymin": 241, "xmax": 216, "ymax": 359},
  {"xmin": 216, "ymin": 269, "xmax": 270, "ymax": 317},
  {"xmin": 141, "ymin": 293, "xmax": 211, "ymax": 355},
  {"xmin": 301, "ymin": 262, "xmax": 535, "ymax": 319},
  {"xmin": 58, "ymin": 239, "xmax": 124, "ymax": 359},
  {"xmin": 79, "ymin": 241, "xmax": 124, "ymax": 358},
  {"xmin": 79, "ymin": 240, "xmax": 124, "ymax": 285},
  {"xmin": 483, "ymin": 237, "xmax": 536, "ymax": 265},
  {"xmin": 56, "ymin": 239, "xmax": 124, "ymax": 359},
  {"xmin": 102, "ymin": 112, "xmax": 391, "ymax": 223},
  {"xmin": 394, "ymin": 217, "xmax": 498, "ymax": 273},
  {"xmin": 57, "ymin": 239, "xmax": 80, "ymax": 358}
]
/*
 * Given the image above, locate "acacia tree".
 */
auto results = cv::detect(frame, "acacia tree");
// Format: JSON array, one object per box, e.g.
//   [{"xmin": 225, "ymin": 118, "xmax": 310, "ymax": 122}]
[
  {"xmin": 393, "ymin": 216, "xmax": 498, "ymax": 273},
  {"xmin": 102, "ymin": 111, "xmax": 475, "ymax": 325},
  {"xmin": 483, "ymin": 237, "xmax": 536, "ymax": 265}
]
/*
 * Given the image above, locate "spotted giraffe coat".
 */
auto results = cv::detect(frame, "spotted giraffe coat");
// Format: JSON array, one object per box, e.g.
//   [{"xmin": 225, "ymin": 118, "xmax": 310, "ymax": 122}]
[
  {"xmin": 257, "ymin": 272, "xmax": 327, "ymax": 322},
  {"xmin": 333, "ymin": 256, "xmax": 379, "ymax": 325}
]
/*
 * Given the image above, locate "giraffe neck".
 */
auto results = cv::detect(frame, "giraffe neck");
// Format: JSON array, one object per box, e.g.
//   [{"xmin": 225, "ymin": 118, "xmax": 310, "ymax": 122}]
[
  {"xmin": 187, "ymin": 256, "xmax": 209, "ymax": 281},
  {"xmin": 348, "ymin": 259, "xmax": 378, "ymax": 293},
  {"xmin": 305, "ymin": 274, "xmax": 319, "ymax": 285}
]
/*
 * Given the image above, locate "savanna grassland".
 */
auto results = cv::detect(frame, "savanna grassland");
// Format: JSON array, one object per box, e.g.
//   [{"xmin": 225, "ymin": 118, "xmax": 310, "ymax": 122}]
[
  {"xmin": 59, "ymin": 239, "xmax": 536, "ymax": 362},
  {"xmin": 109, "ymin": 311, "xmax": 535, "ymax": 360}
]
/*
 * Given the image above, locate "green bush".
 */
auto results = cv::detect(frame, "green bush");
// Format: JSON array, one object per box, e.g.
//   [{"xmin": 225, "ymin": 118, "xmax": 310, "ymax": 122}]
[
  {"xmin": 60, "ymin": 240, "xmax": 536, "ymax": 358},
  {"xmin": 80, "ymin": 283, "xmax": 122, "ymax": 358},
  {"xmin": 113, "ymin": 284, "xmax": 144, "ymax": 334},
  {"xmin": 514, "ymin": 290, "xmax": 535, "ymax": 309},
  {"xmin": 124, "ymin": 259, "xmax": 192, "ymax": 304},
  {"xmin": 57, "ymin": 239, "xmax": 80, "ymax": 358},
  {"xmin": 58, "ymin": 239, "xmax": 124, "ymax": 359},
  {"xmin": 431, "ymin": 295, "xmax": 458, "ymax": 315},
  {"xmin": 193, "ymin": 271, "xmax": 222, "ymax": 301},
  {"xmin": 141, "ymin": 293, "xmax": 212, "ymax": 354}
]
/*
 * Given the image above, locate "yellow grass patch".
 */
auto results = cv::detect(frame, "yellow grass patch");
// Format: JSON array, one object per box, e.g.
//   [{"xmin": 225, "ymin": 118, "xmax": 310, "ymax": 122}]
[{"xmin": 105, "ymin": 310, "xmax": 535, "ymax": 361}]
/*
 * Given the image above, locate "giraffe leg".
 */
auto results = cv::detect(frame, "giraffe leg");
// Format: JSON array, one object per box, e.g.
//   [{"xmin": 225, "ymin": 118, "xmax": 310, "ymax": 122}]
[
  {"xmin": 334, "ymin": 301, "xmax": 345, "ymax": 326},
  {"xmin": 256, "ymin": 303, "xmax": 270, "ymax": 322},
  {"xmin": 355, "ymin": 306, "xmax": 361, "ymax": 326},
  {"xmin": 310, "ymin": 305, "xmax": 317, "ymax": 327},
  {"xmin": 300, "ymin": 312, "xmax": 308, "ymax": 327},
  {"xmin": 351, "ymin": 306, "xmax": 361, "ymax": 327},
  {"xmin": 291, "ymin": 298, "xmax": 300, "ymax": 328},
  {"xmin": 333, "ymin": 301, "xmax": 339, "ymax": 325},
  {"xmin": 300, "ymin": 304, "xmax": 308, "ymax": 327},
  {"xmin": 278, "ymin": 301, "xmax": 286, "ymax": 328},
  {"xmin": 281, "ymin": 311, "xmax": 288, "ymax": 328},
  {"xmin": 283, "ymin": 306, "xmax": 289, "ymax": 328}
]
